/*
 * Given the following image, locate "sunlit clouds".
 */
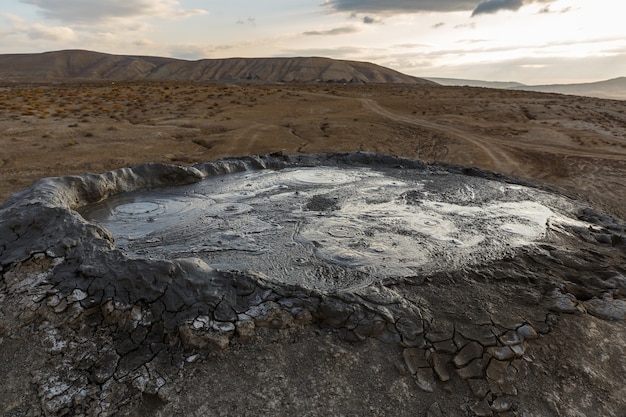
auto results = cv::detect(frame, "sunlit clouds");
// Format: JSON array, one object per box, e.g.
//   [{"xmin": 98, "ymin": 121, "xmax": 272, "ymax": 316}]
[{"xmin": 1, "ymin": 0, "xmax": 624, "ymax": 84}]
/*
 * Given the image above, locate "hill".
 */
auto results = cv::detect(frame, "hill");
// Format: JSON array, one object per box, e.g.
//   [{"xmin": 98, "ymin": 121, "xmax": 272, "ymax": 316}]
[
  {"xmin": 0, "ymin": 49, "xmax": 431, "ymax": 84},
  {"xmin": 423, "ymin": 77, "xmax": 524, "ymax": 89},
  {"xmin": 511, "ymin": 77, "xmax": 626, "ymax": 100},
  {"xmin": 423, "ymin": 76, "xmax": 626, "ymax": 100}
]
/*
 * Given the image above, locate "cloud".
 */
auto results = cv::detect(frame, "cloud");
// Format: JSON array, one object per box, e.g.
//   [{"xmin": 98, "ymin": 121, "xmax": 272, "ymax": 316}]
[
  {"xmin": 237, "ymin": 17, "xmax": 256, "ymax": 25},
  {"xmin": 394, "ymin": 43, "xmax": 430, "ymax": 48},
  {"xmin": 538, "ymin": 5, "xmax": 572, "ymax": 14},
  {"xmin": 20, "ymin": 0, "xmax": 208, "ymax": 23},
  {"xmin": 458, "ymin": 38, "xmax": 490, "ymax": 44},
  {"xmin": 362, "ymin": 16, "xmax": 377, "ymax": 24},
  {"xmin": 324, "ymin": 0, "xmax": 557, "ymax": 16},
  {"xmin": 1, "ymin": 12, "xmax": 76, "ymax": 41},
  {"xmin": 278, "ymin": 46, "xmax": 363, "ymax": 58},
  {"xmin": 26, "ymin": 23, "xmax": 77, "ymax": 40},
  {"xmin": 133, "ymin": 39, "xmax": 153, "ymax": 47},
  {"xmin": 323, "ymin": 0, "xmax": 479, "ymax": 14},
  {"xmin": 471, "ymin": 0, "xmax": 523, "ymax": 16},
  {"xmin": 303, "ymin": 26, "xmax": 359, "ymax": 36},
  {"xmin": 354, "ymin": 34, "xmax": 626, "ymax": 84},
  {"xmin": 432, "ymin": 22, "xmax": 445, "ymax": 29}
]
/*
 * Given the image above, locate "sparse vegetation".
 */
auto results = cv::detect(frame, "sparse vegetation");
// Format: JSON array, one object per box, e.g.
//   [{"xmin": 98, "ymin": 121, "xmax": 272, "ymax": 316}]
[{"xmin": 0, "ymin": 80, "xmax": 625, "ymax": 220}]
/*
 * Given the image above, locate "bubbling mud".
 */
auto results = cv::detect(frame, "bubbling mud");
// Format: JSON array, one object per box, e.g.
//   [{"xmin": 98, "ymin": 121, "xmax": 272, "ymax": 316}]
[{"xmin": 79, "ymin": 165, "xmax": 577, "ymax": 290}]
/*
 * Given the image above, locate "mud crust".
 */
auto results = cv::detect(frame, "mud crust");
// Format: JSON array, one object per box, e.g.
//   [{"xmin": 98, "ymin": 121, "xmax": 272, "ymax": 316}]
[{"xmin": 1, "ymin": 153, "xmax": 625, "ymax": 417}]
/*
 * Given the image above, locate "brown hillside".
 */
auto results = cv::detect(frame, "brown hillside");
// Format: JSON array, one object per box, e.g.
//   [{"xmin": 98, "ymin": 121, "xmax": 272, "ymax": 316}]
[{"xmin": 0, "ymin": 50, "xmax": 430, "ymax": 84}]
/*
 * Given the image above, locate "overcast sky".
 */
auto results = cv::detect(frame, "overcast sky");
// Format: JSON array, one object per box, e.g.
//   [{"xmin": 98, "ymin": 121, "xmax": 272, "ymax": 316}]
[{"xmin": 1, "ymin": 0, "xmax": 624, "ymax": 84}]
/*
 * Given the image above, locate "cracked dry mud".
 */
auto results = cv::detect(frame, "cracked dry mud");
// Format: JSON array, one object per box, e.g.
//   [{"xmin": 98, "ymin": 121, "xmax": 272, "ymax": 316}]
[{"xmin": 1, "ymin": 153, "xmax": 626, "ymax": 417}]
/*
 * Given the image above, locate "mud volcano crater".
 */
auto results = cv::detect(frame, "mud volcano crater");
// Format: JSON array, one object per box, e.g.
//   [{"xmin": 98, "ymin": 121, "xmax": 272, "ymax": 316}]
[
  {"xmin": 1, "ymin": 153, "xmax": 626, "ymax": 416},
  {"xmin": 80, "ymin": 155, "xmax": 574, "ymax": 289}
]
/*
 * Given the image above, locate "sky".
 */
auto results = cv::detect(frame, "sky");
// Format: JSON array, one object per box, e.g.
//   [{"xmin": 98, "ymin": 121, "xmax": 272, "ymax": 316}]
[{"xmin": 1, "ymin": 0, "xmax": 624, "ymax": 85}]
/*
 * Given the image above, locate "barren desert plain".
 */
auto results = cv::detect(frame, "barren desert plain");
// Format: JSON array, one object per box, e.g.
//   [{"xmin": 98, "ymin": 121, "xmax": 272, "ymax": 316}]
[
  {"xmin": 1, "ymin": 81, "xmax": 625, "ymax": 218},
  {"xmin": 1, "ymin": 79, "xmax": 626, "ymax": 417}
]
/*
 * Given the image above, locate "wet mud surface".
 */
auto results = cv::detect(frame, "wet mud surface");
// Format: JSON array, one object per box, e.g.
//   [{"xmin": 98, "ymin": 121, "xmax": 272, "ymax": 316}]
[
  {"xmin": 1, "ymin": 153, "xmax": 626, "ymax": 416},
  {"xmin": 82, "ymin": 160, "xmax": 576, "ymax": 289}
]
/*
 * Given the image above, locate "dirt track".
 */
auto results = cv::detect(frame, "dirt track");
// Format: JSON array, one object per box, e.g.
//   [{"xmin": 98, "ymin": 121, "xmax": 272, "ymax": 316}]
[{"xmin": 1, "ymin": 82, "xmax": 625, "ymax": 219}]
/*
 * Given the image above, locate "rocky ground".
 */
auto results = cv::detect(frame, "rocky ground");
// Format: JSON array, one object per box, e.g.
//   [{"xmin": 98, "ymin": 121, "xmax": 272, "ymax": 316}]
[{"xmin": 1, "ymin": 82, "xmax": 626, "ymax": 417}]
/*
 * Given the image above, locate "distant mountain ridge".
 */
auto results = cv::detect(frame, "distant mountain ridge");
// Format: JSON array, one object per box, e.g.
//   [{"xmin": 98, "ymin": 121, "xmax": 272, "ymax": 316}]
[
  {"xmin": 0, "ymin": 50, "xmax": 432, "ymax": 84},
  {"xmin": 424, "ymin": 77, "xmax": 525, "ymax": 89},
  {"xmin": 424, "ymin": 76, "xmax": 626, "ymax": 100},
  {"xmin": 510, "ymin": 77, "xmax": 626, "ymax": 100}
]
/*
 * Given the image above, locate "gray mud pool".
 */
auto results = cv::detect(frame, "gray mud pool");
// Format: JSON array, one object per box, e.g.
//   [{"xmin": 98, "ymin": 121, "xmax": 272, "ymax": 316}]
[{"xmin": 79, "ymin": 163, "xmax": 579, "ymax": 290}]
